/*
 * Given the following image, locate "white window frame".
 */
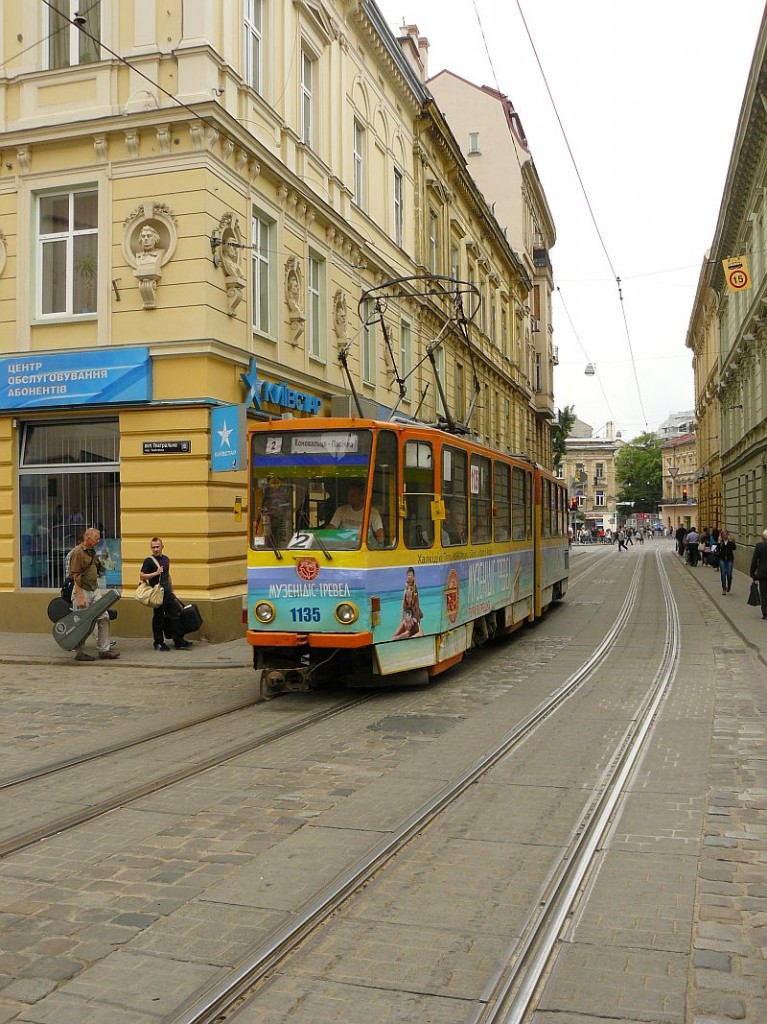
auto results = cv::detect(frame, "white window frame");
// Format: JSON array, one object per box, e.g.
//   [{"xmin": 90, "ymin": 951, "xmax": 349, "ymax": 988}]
[
  {"xmin": 468, "ymin": 131, "xmax": 480, "ymax": 154},
  {"xmin": 393, "ymin": 167, "xmax": 404, "ymax": 247},
  {"xmin": 251, "ymin": 207, "xmax": 275, "ymax": 337},
  {"xmin": 308, "ymin": 250, "xmax": 326, "ymax": 362},
  {"xmin": 37, "ymin": 186, "xmax": 98, "ymax": 320},
  {"xmin": 353, "ymin": 118, "xmax": 365, "ymax": 207},
  {"xmin": 47, "ymin": 0, "xmax": 101, "ymax": 69},
  {"xmin": 244, "ymin": 0, "xmax": 262, "ymax": 94},
  {"xmin": 362, "ymin": 298, "xmax": 376, "ymax": 385},
  {"xmin": 400, "ymin": 318, "xmax": 411, "ymax": 399},
  {"xmin": 300, "ymin": 47, "xmax": 314, "ymax": 146},
  {"xmin": 595, "ymin": 491, "xmax": 606, "ymax": 507}
]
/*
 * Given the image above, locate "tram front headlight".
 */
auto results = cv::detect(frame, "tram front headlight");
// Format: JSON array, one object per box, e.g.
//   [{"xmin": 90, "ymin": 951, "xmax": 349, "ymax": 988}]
[
  {"xmin": 335, "ymin": 602, "xmax": 359, "ymax": 625},
  {"xmin": 254, "ymin": 601, "xmax": 276, "ymax": 623}
]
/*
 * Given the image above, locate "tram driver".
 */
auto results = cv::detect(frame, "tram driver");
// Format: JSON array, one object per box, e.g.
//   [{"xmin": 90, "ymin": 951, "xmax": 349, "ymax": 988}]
[{"xmin": 329, "ymin": 481, "xmax": 385, "ymax": 546}]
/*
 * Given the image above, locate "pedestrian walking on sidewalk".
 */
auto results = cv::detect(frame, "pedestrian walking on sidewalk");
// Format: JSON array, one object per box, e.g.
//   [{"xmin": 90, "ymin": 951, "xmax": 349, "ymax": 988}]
[
  {"xmin": 686, "ymin": 526, "xmax": 700, "ymax": 566},
  {"xmin": 140, "ymin": 538, "xmax": 193, "ymax": 651},
  {"xmin": 749, "ymin": 529, "xmax": 767, "ymax": 618},
  {"xmin": 616, "ymin": 529, "xmax": 627, "ymax": 552},
  {"xmin": 717, "ymin": 531, "xmax": 736, "ymax": 595},
  {"xmin": 68, "ymin": 528, "xmax": 120, "ymax": 661}
]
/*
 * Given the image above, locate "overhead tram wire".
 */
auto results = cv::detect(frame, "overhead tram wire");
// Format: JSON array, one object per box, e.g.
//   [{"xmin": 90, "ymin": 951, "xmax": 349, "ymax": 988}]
[
  {"xmin": 555, "ymin": 285, "xmax": 618, "ymax": 427},
  {"xmin": 514, "ymin": 0, "xmax": 648, "ymax": 429}
]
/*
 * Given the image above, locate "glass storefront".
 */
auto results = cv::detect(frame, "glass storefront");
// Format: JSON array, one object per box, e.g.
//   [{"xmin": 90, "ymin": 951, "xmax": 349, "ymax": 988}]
[{"xmin": 19, "ymin": 419, "xmax": 121, "ymax": 588}]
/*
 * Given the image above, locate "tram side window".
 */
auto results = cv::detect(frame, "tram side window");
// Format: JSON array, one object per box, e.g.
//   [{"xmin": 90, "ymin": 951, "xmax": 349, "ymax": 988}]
[
  {"xmin": 404, "ymin": 440, "xmax": 434, "ymax": 548},
  {"xmin": 512, "ymin": 466, "xmax": 530, "ymax": 541},
  {"xmin": 470, "ymin": 454, "xmax": 491, "ymax": 543},
  {"xmin": 493, "ymin": 462, "xmax": 511, "ymax": 542},
  {"xmin": 558, "ymin": 484, "xmax": 566, "ymax": 535},
  {"xmin": 441, "ymin": 445, "xmax": 467, "ymax": 546},
  {"xmin": 371, "ymin": 430, "xmax": 397, "ymax": 548},
  {"xmin": 543, "ymin": 479, "xmax": 552, "ymax": 538}
]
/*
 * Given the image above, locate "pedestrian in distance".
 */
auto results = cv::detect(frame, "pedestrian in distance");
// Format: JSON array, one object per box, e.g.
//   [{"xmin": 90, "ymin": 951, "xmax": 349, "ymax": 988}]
[
  {"xmin": 749, "ymin": 528, "xmax": 767, "ymax": 619},
  {"xmin": 616, "ymin": 529, "xmax": 627, "ymax": 552},
  {"xmin": 140, "ymin": 537, "xmax": 193, "ymax": 650},
  {"xmin": 68, "ymin": 527, "xmax": 120, "ymax": 661},
  {"xmin": 717, "ymin": 531, "xmax": 736, "ymax": 595},
  {"xmin": 685, "ymin": 526, "xmax": 700, "ymax": 566},
  {"xmin": 675, "ymin": 523, "xmax": 687, "ymax": 557}
]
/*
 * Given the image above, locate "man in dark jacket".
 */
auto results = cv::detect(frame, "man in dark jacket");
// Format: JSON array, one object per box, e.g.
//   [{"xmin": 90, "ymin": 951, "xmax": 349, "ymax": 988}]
[{"xmin": 750, "ymin": 529, "xmax": 767, "ymax": 618}]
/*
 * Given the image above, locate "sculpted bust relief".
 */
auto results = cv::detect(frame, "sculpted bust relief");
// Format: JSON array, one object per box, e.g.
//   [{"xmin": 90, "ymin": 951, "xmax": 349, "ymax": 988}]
[{"xmin": 122, "ymin": 203, "xmax": 177, "ymax": 310}]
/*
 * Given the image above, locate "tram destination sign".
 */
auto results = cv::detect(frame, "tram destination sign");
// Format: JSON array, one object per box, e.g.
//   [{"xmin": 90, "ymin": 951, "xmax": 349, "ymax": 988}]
[{"xmin": 143, "ymin": 440, "xmax": 191, "ymax": 455}]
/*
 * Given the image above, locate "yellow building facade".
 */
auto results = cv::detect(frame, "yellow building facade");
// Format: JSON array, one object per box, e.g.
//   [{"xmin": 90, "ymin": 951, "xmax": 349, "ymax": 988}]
[
  {"xmin": 658, "ymin": 434, "xmax": 698, "ymax": 532},
  {"xmin": 0, "ymin": 1, "xmax": 540, "ymax": 638},
  {"xmin": 561, "ymin": 429, "xmax": 624, "ymax": 536}
]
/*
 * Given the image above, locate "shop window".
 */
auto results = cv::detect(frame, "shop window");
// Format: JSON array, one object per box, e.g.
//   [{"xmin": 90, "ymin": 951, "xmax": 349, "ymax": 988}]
[
  {"xmin": 371, "ymin": 431, "xmax": 398, "ymax": 548},
  {"xmin": 19, "ymin": 420, "xmax": 120, "ymax": 589},
  {"xmin": 441, "ymin": 445, "xmax": 467, "ymax": 546},
  {"xmin": 37, "ymin": 188, "xmax": 98, "ymax": 318},
  {"xmin": 48, "ymin": 0, "xmax": 101, "ymax": 68},
  {"xmin": 470, "ymin": 454, "xmax": 491, "ymax": 543},
  {"xmin": 404, "ymin": 440, "xmax": 434, "ymax": 548}
]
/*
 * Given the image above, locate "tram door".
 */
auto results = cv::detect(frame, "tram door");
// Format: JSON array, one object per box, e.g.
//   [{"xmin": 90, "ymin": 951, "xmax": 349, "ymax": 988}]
[{"xmin": 403, "ymin": 439, "xmax": 434, "ymax": 548}]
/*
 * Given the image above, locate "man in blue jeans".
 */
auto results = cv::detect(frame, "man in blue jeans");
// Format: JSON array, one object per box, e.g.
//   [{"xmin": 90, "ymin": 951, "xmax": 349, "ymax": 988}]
[{"xmin": 139, "ymin": 537, "xmax": 193, "ymax": 651}]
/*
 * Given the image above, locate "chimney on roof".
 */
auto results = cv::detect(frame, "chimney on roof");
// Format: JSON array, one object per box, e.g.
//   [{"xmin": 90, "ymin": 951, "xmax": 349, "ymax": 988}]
[
  {"xmin": 606, "ymin": 421, "xmax": 615, "ymax": 440},
  {"xmin": 398, "ymin": 24, "xmax": 429, "ymax": 83}
]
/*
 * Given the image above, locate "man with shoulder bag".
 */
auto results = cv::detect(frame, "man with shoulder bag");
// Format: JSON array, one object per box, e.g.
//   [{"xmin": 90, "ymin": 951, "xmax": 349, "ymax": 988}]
[
  {"xmin": 69, "ymin": 528, "xmax": 120, "ymax": 662},
  {"xmin": 140, "ymin": 537, "xmax": 193, "ymax": 651}
]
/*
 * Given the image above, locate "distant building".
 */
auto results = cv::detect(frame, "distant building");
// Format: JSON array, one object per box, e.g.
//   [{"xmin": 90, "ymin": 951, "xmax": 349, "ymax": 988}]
[
  {"xmin": 658, "ymin": 433, "xmax": 698, "ymax": 532},
  {"xmin": 560, "ymin": 422, "xmax": 625, "ymax": 535}
]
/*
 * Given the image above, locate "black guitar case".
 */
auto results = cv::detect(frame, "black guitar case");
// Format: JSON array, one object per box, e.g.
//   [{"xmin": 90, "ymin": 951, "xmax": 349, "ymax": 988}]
[{"xmin": 52, "ymin": 590, "xmax": 121, "ymax": 651}]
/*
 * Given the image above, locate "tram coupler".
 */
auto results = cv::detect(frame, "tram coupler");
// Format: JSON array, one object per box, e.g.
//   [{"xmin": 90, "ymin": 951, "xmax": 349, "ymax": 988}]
[{"xmin": 259, "ymin": 665, "xmax": 314, "ymax": 700}]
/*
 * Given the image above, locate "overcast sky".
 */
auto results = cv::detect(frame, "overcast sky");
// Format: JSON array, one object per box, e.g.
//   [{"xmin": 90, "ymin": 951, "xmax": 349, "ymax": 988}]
[{"xmin": 375, "ymin": 0, "xmax": 765, "ymax": 439}]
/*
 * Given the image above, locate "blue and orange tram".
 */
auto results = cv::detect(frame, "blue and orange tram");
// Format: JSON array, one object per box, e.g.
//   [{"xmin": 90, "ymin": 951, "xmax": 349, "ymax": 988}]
[{"xmin": 246, "ymin": 416, "xmax": 569, "ymax": 697}]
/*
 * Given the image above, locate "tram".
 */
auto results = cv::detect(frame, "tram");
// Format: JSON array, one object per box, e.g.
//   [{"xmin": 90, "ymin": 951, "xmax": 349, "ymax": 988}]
[{"xmin": 245, "ymin": 416, "xmax": 569, "ymax": 698}]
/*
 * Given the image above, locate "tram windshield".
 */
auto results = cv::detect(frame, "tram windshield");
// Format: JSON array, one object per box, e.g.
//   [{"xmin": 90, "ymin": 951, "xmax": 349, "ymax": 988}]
[{"xmin": 250, "ymin": 429, "xmax": 380, "ymax": 551}]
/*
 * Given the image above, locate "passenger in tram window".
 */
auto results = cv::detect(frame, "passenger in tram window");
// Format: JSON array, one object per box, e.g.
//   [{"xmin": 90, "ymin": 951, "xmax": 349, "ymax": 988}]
[
  {"xmin": 441, "ymin": 505, "xmax": 467, "ymax": 546},
  {"xmin": 749, "ymin": 528, "xmax": 767, "ymax": 618}
]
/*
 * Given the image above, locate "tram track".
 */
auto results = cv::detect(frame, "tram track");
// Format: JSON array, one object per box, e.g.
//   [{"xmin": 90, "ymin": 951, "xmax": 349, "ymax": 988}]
[
  {"xmin": 164, "ymin": 555, "xmax": 649, "ymax": 1024},
  {"xmin": 477, "ymin": 547, "xmax": 681, "ymax": 1022},
  {"xmin": 0, "ymin": 692, "xmax": 381, "ymax": 859},
  {"xmin": 0, "ymin": 545, "xmax": 610, "ymax": 860}
]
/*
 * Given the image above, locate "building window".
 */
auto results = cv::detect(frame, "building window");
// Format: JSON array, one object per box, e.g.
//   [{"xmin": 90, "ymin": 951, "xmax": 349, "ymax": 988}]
[
  {"xmin": 300, "ymin": 48, "xmax": 314, "ymax": 146},
  {"xmin": 244, "ymin": 0, "xmax": 262, "ymax": 93},
  {"xmin": 48, "ymin": 0, "xmax": 101, "ymax": 68},
  {"xmin": 251, "ymin": 208, "xmax": 274, "ymax": 336},
  {"xmin": 19, "ymin": 419, "xmax": 121, "ymax": 590},
  {"xmin": 595, "ymin": 491, "xmax": 605, "ymax": 507},
  {"xmin": 455, "ymin": 362, "xmax": 465, "ymax": 422},
  {"xmin": 434, "ymin": 345, "xmax": 446, "ymax": 417},
  {"xmin": 37, "ymin": 188, "xmax": 98, "ymax": 318},
  {"xmin": 468, "ymin": 131, "xmax": 480, "ymax": 154},
  {"xmin": 362, "ymin": 298, "xmax": 376, "ymax": 385},
  {"xmin": 400, "ymin": 319, "xmax": 411, "ymax": 399},
  {"xmin": 428, "ymin": 210, "xmax": 439, "ymax": 273},
  {"xmin": 450, "ymin": 242, "xmax": 460, "ymax": 281},
  {"xmin": 353, "ymin": 118, "xmax": 365, "ymax": 206},
  {"xmin": 534, "ymin": 352, "xmax": 542, "ymax": 392},
  {"xmin": 595, "ymin": 462, "xmax": 604, "ymax": 479},
  {"xmin": 501, "ymin": 305, "xmax": 508, "ymax": 356},
  {"xmin": 308, "ymin": 251, "xmax": 325, "ymax": 361},
  {"xmin": 393, "ymin": 167, "xmax": 404, "ymax": 247}
]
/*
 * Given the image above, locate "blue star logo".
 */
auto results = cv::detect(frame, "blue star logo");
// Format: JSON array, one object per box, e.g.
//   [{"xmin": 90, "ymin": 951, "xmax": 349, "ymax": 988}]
[{"xmin": 240, "ymin": 356, "xmax": 262, "ymax": 411}]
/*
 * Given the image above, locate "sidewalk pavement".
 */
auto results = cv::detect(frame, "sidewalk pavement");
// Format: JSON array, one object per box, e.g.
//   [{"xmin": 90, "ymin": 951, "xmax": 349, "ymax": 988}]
[
  {"xmin": 663, "ymin": 542, "xmax": 767, "ymax": 668},
  {"xmin": 0, "ymin": 619, "xmax": 253, "ymax": 670},
  {"xmin": 2, "ymin": 545, "xmax": 766, "ymax": 671}
]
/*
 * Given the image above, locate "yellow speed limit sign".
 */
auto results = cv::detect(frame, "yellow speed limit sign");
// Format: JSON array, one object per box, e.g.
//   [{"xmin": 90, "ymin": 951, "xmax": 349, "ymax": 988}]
[{"xmin": 722, "ymin": 254, "xmax": 751, "ymax": 292}]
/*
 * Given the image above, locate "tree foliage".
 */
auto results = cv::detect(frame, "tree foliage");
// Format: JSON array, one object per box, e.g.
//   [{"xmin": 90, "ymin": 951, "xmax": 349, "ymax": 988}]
[
  {"xmin": 614, "ymin": 432, "xmax": 663, "ymax": 512},
  {"xmin": 552, "ymin": 404, "xmax": 576, "ymax": 468}
]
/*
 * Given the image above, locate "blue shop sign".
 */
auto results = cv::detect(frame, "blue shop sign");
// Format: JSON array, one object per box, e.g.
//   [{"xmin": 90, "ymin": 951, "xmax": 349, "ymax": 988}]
[
  {"xmin": 211, "ymin": 403, "xmax": 246, "ymax": 472},
  {"xmin": 1, "ymin": 348, "xmax": 151, "ymax": 410},
  {"xmin": 240, "ymin": 355, "xmax": 323, "ymax": 415}
]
